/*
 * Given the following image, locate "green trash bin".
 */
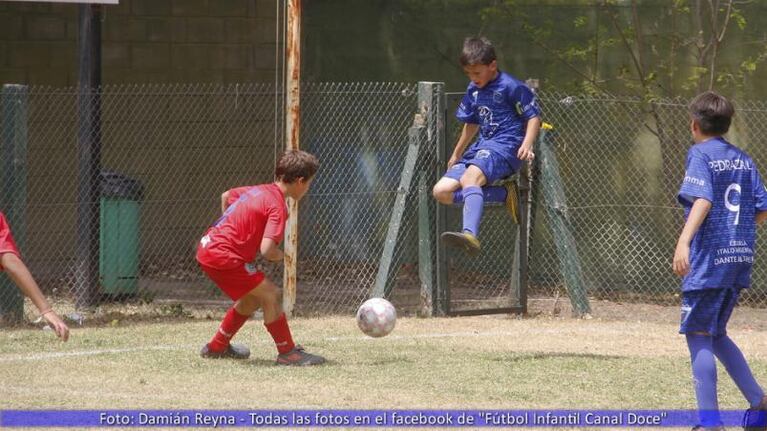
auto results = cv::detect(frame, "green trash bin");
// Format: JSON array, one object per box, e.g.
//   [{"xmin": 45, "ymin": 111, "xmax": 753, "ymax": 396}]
[{"xmin": 99, "ymin": 171, "xmax": 143, "ymax": 296}]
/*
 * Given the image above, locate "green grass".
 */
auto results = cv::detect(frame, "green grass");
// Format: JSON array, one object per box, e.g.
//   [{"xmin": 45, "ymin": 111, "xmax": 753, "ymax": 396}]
[{"xmin": 2, "ymin": 315, "xmax": 766, "ymax": 415}]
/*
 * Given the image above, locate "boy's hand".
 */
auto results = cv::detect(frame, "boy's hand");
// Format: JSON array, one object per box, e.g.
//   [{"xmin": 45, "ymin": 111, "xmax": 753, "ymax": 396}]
[
  {"xmin": 267, "ymin": 248, "xmax": 284, "ymax": 263},
  {"xmin": 517, "ymin": 143, "xmax": 535, "ymax": 161},
  {"xmin": 42, "ymin": 311, "xmax": 70, "ymax": 342},
  {"xmin": 673, "ymin": 242, "xmax": 691, "ymax": 276},
  {"xmin": 447, "ymin": 154, "xmax": 459, "ymax": 169}
]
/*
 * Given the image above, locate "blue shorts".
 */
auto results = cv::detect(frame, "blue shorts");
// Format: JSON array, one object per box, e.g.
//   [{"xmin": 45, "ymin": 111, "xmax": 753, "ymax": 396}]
[
  {"xmin": 442, "ymin": 146, "xmax": 519, "ymax": 183},
  {"xmin": 679, "ymin": 287, "xmax": 741, "ymax": 336}
]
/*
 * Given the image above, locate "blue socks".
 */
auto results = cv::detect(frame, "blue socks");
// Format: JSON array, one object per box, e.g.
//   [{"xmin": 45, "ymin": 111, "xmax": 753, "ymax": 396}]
[
  {"xmin": 451, "ymin": 185, "xmax": 507, "ymax": 237},
  {"xmin": 462, "ymin": 186, "xmax": 484, "ymax": 236},
  {"xmin": 713, "ymin": 335, "xmax": 765, "ymax": 407},
  {"xmin": 686, "ymin": 333, "xmax": 766, "ymax": 428},
  {"xmin": 452, "ymin": 186, "xmax": 506, "ymax": 204},
  {"xmin": 686, "ymin": 334, "xmax": 721, "ymax": 427}
]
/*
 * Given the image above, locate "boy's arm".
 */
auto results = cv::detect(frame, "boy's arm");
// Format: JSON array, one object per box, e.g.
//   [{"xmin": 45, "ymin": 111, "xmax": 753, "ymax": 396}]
[
  {"xmin": 260, "ymin": 202, "xmax": 286, "ymax": 262},
  {"xmin": 448, "ymin": 123, "xmax": 479, "ymax": 168},
  {"xmin": 517, "ymin": 117, "xmax": 542, "ymax": 161},
  {"xmin": 673, "ymin": 198, "xmax": 712, "ymax": 276},
  {"xmin": 757, "ymin": 211, "xmax": 767, "ymax": 225},
  {"xmin": 260, "ymin": 238, "xmax": 284, "ymax": 262},
  {"xmin": 1, "ymin": 253, "xmax": 69, "ymax": 341},
  {"xmin": 220, "ymin": 191, "xmax": 230, "ymax": 214}
]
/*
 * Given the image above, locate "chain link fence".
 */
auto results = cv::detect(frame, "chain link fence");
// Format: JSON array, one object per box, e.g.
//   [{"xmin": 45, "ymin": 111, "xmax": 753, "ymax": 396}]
[
  {"xmin": 0, "ymin": 81, "xmax": 427, "ymax": 322},
  {"xmin": 530, "ymin": 92, "xmax": 767, "ymax": 308},
  {"xmin": 2, "ymin": 83, "xmax": 767, "ymax": 324},
  {"xmin": 443, "ymin": 92, "xmax": 524, "ymax": 313}
]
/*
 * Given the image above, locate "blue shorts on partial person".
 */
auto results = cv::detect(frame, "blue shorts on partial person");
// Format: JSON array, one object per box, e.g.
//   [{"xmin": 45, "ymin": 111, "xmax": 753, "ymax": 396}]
[
  {"xmin": 679, "ymin": 286, "xmax": 742, "ymax": 336},
  {"xmin": 442, "ymin": 146, "xmax": 519, "ymax": 184}
]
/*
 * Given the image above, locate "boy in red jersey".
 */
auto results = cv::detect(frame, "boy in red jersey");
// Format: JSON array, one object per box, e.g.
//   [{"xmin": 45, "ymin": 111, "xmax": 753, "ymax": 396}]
[
  {"xmin": 0, "ymin": 212, "xmax": 69, "ymax": 340},
  {"xmin": 197, "ymin": 150, "xmax": 324, "ymax": 366}
]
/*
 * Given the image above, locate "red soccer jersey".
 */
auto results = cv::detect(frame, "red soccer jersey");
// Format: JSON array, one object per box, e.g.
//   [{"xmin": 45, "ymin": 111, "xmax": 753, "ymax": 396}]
[
  {"xmin": 225, "ymin": 185, "xmax": 256, "ymax": 208},
  {"xmin": 197, "ymin": 183, "xmax": 287, "ymax": 269},
  {"xmin": 0, "ymin": 212, "xmax": 21, "ymax": 270}
]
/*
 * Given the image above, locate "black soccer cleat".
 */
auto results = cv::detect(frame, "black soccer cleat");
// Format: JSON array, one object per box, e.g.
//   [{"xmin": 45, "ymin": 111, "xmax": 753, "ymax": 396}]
[
  {"xmin": 691, "ymin": 425, "xmax": 726, "ymax": 431},
  {"xmin": 276, "ymin": 345, "xmax": 326, "ymax": 366},
  {"xmin": 744, "ymin": 400, "xmax": 767, "ymax": 431},
  {"xmin": 200, "ymin": 343, "xmax": 251, "ymax": 360}
]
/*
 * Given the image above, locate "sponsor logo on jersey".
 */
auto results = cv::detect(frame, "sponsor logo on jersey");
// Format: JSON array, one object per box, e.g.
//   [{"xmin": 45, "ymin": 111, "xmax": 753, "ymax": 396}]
[
  {"xmin": 683, "ymin": 175, "xmax": 706, "ymax": 186},
  {"xmin": 244, "ymin": 262, "xmax": 259, "ymax": 275},
  {"xmin": 477, "ymin": 106, "xmax": 499, "ymax": 137},
  {"xmin": 708, "ymin": 158, "xmax": 753, "ymax": 172}
]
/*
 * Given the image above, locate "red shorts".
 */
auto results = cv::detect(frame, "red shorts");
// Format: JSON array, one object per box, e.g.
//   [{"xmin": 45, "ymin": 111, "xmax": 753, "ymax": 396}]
[{"xmin": 199, "ymin": 262, "xmax": 265, "ymax": 301}]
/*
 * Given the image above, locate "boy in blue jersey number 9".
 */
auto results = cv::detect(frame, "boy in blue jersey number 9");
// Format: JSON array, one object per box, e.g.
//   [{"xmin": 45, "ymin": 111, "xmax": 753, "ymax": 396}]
[
  {"xmin": 432, "ymin": 37, "xmax": 541, "ymax": 256},
  {"xmin": 674, "ymin": 91, "xmax": 767, "ymax": 431}
]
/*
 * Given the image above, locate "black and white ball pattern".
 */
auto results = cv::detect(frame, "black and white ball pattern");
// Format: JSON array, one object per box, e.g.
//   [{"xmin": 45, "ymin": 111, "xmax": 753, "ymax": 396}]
[{"xmin": 356, "ymin": 297, "xmax": 397, "ymax": 337}]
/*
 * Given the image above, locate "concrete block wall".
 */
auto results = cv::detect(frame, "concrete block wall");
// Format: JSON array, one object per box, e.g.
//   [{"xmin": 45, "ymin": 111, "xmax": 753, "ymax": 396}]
[
  {"xmin": 0, "ymin": 0, "xmax": 279, "ymax": 86},
  {"xmin": 0, "ymin": 1, "xmax": 285, "ymax": 284}
]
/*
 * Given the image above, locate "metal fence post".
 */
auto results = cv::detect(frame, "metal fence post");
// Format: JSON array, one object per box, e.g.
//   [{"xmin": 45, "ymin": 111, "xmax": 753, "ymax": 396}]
[
  {"xmin": 373, "ymin": 81, "xmax": 445, "ymax": 305},
  {"xmin": 373, "ymin": 125, "xmax": 425, "ymax": 298},
  {"xmin": 536, "ymin": 127, "xmax": 591, "ymax": 316},
  {"xmin": 0, "ymin": 84, "xmax": 28, "ymax": 323},
  {"xmin": 420, "ymin": 82, "xmax": 448, "ymax": 316},
  {"xmin": 75, "ymin": 4, "xmax": 102, "ymax": 308},
  {"xmin": 510, "ymin": 163, "xmax": 530, "ymax": 314},
  {"xmin": 283, "ymin": 0, "xmax": 301, "ymax": 317},
  {"xmin": 416, "ymin": 81, "xmax": 446, "ymax": 315},
  {"xmin": 417, "ymin": 175, "xmax": 433, "ymax": 316}
]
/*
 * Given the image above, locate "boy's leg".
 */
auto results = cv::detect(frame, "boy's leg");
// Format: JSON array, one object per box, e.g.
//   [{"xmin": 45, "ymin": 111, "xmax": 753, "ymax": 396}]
[
  {"xmin": 205, "ymin": 299, "xmax": 256, "ymax": 353},
  {"xmin": 435, "ymin": 164, "xmax": 480, "ymax": 254},
  {"xmin": 459, "ymin": 165, "xmax": 487, "ymax": 237},
  {"xmin": 432, "ymin": 177, "xmax": 462, "ymax": 205},
  {"xmin": 453, "ymin": 183, "xmax": 518, "ymax": 223},
  {"xmin": 199, "ymin": 263, "xmax": 264, "ymax": 359},
  {"xmin": 714, "ymin": 335, "xmax": 765, "ymax": 405},
  {"xmin": 247, "ymin": 277, "xmax": 325, "ymax": 366},
  {"xmin": 687, "ymin": 333, "xmax": 722, "ymax": 428},
  {"xmin": 710, "ymin": 288, "xmax": 765, "ymax": 408},
  {"xmin": 440, "ymin": 166, "xmax": 485, "ymax": 255},
  {"xmin": 681, "ymin": 289, "xmax": 729, "ymax": 428}
]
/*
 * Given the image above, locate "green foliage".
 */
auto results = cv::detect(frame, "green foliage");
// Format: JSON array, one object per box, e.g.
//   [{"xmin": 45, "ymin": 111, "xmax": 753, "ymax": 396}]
[
  {"xmin": 731, "ymin": 7, "xmax": 746, "ymax": 30},
  {"xmin": 478, "ymin": 0, "xmax": 764, "ymax": 98}
]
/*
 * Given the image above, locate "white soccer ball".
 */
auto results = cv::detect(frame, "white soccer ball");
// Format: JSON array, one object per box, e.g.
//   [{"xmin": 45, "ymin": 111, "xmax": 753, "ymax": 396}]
[{"xmin": 356, "ymin": 297, "xmax": 397, "ymax": 338}]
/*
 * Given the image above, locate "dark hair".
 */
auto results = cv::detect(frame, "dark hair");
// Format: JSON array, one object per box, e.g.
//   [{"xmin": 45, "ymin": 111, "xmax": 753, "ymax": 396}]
[
  {"xmin": 689, "ymin": 91, "xmax": 735, "ymax": 136},
  {"xmin": 459, "ymin": 37, "xmax": 496, "ymax": 67},
  {"xmin": 275, "ymin": 150, "xmax": 319, "ymax": 183}
]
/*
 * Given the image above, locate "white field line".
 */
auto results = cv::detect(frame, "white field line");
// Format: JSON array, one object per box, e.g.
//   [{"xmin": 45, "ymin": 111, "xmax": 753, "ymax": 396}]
[
  {"xmin": 0, "ymin": 345, "xmax": 193, "ymax": 362},
  {"xmin": 0, "ymin": 321, "xmax": 705, "ymax": 363},
  {"xmin": 0, "ymin": 329, "xmax": 537, "ymax": 363}
]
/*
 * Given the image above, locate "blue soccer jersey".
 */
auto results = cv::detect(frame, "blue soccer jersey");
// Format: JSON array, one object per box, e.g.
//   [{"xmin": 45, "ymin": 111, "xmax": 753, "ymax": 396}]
[
  {"xmin": 455, "ymin": 71, "xmax": 540, "ymax": 161},
  {"xmin": 678, "ymin": 137, "xmax": 767, "ymax": 291}
]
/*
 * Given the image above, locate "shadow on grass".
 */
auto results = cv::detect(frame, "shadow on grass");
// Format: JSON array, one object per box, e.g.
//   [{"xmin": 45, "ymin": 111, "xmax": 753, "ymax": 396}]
[
  {"xmin": 240, "ymin": 358, "xmax": 343, "ymax": 367},
  {"xmin": 490, "ymin": 352, "xmax": 625, "ymax": 363}
]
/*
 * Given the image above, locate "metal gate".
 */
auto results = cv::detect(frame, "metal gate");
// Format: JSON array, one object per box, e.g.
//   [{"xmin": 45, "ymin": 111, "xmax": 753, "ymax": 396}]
[{"xmin": 436, "ymin": 92, "xmax": 529, "ymax": 316}]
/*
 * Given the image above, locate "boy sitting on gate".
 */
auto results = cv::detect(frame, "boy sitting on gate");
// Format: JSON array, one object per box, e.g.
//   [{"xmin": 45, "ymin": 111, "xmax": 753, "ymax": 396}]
[{"xmin": 432, "ymin": 36, "xmax": 541, "ymax": 256}]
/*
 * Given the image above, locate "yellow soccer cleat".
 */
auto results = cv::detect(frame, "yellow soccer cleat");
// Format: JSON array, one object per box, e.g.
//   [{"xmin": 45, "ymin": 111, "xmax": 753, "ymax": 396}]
[{"xmin": 441, "ymin": 231, "xmax": 481, "ymax": 256}]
